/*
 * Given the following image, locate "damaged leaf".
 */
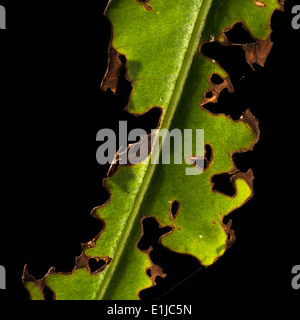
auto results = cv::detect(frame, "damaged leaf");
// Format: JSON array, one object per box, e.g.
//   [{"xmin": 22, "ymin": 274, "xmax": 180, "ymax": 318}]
[{"xmin": 24, "ymin": 0, "xmax": 282, "ymax": 300}]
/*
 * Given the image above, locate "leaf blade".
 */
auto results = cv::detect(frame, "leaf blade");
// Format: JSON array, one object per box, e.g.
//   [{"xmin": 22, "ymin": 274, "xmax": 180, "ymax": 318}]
[{"xmin": 25, "ymin": 0, "xmax": 281, "ymax": 300}]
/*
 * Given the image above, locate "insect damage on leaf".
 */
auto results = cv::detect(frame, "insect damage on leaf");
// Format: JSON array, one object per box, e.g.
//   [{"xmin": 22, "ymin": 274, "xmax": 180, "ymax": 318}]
[
  {"xmin": 146, "ymin": 264, "xmax": 166, "ymax": 285},
  {"xmin": 201, "ymin": 75, "xmax": 233, "ymax": 105},
  {"xmin": 222, "ymin": 24, "xmax": 274, "ymax": 70},
  {"xmin": 203, "ymin": 144, "xmax": 213, "ymax": 171},
  {"xmin": 170, "ymin": 200, "xmax": 180, "ymax": 221},
  {"xmin": 243, "ymin": 38, "xmax": 273, "ymax": 70},
  {"xmin": 221, "ymin": 219, "xmax": 236, "ymax": 249},
  {"xmin": 101, "ymin": 47, "xmax": 125, "ymax": 93},
  {"xmin": 24, "ymin": 0, "xmax": 284, "ymax": 300},
  {"xmin": 136, "ymin": 0, "xmax": 152, "ymax": 12},
  {"xmin": 137, "ymin": 216, "xmax": 171, "ymax": 294},
  {"xmin": 254, "ymin": 1, "xmax": 267, "ymax": 7}
]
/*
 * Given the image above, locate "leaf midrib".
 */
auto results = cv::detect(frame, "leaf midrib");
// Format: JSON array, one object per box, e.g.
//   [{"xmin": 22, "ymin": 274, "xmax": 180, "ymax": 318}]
[{"xmin": 96, "ymin": 0, "xmax": 213, "ymax": 300}]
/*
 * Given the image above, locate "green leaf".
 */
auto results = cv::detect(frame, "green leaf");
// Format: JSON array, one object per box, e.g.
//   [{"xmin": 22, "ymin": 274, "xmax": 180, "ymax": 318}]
[{"xmin": 24, "ymin": 0, "xmax": 282, "ymax": 300}]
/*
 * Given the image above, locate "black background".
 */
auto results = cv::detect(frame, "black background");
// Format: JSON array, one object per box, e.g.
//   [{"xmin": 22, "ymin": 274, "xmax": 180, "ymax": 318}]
[{"xmin": 0, "ymin": 0, "xmax": 299, "ymax": 301}]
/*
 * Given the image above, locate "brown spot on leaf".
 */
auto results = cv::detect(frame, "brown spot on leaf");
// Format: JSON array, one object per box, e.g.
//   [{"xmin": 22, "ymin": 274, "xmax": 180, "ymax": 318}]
[
  {"xmin": 101, "ymin": 47, "xmax": 125, "ymax": 93},
  {"xmin": 85, "ymin": 240, "xmax": 96, "ymax": 249},
  {"xmin": 136, "ymin": 0, "xmax": 152, "ymax": 11},
  {"xmin": 221, "ymin": 219, "xmax": 236, "ymax": 249},
  {"xmin": 240, "ymin": 109, "xmax": 260, "ymax": 150},
  {"xmin": 254, "ymin": 1, "xmax": 266, "ymax": 7},
  {"xmin": 75, "ymin": 251, "xmax": 89, "ymax": 269},
  {"xmin": 242, "ymin": 37, "xmax": 273, "ymax": 70},
  {"xmin": 146, "ymin": 264, "xmax": 166, "ymax": 285}
]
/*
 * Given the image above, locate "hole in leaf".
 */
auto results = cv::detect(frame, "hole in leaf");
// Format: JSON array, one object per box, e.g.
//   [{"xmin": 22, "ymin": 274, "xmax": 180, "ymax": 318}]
[
  {"xmin": 137, "ymin": 218, "xmax": 203, "ymax": 300},
  {"xmin": 233, "ymin": 151, "xmax": 254, "ymax": 172},
  {"xmin": 139, "ymin": 243, "xmax": 202, "ymax": 300},
  {"xmin": 224, "ymin": 22, "xmax": 256, "ymax": 44},
  {"xmin": 205, "ymin": 91, "xmax": 213, "ymax": 98},
  {"xmin": 200, "ymin": 41, "xmax": 258, "ymax": 120},
  {"xmin": 43, "ymin": 285, "xmax": 54, "ymax": 300},
  {"xmin": 210, "ymin": 73, "xmax": 224, "ymax": 85},
  {"xmin": 88, "ymin": 257, "xmax": 106, "ymax": 273},
  {"xmin": 170, "ymin": 200, "xmax": 180, "ymax": 220},
  {"xmin": 104, "ymin": 52, "xmax": 162, "ymax": 133},
  {"xmin": 204, "ymin": 144, "xmax": 213, "ymax": 170},
  {"xmin": 146, "ymin": 268, "xmax": 152, "ymax": 278},
  {"xmin": 128, "ymin": 107, "xmax": 162, "ymax": 134},
  {"xmin": 211, "ymin": 173, "xmax": 236, "ymax": 197},
  {"xmin": 137, "ymin": 217, "xmax": 173, "ymax": 252},
  {"xmin": 153, "ymin": 274, "xmax": 165, "ymax": 284},
  {"xmin": 201, "ymin": 41, "xmax": 252, "ymax": 87}
]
